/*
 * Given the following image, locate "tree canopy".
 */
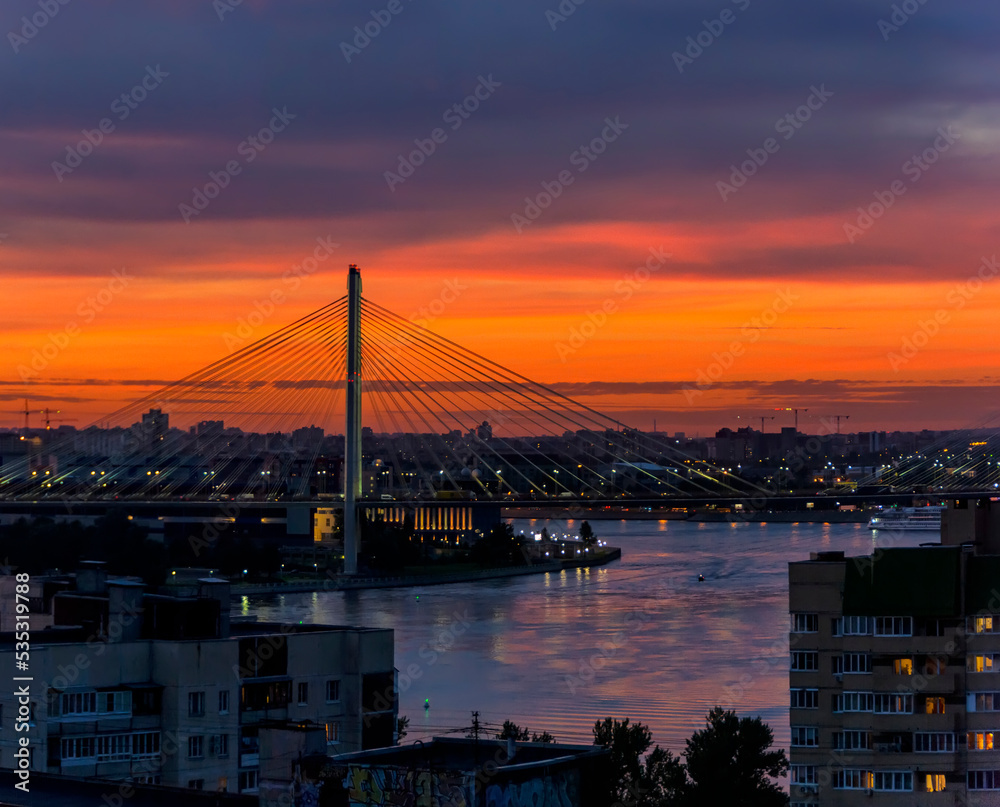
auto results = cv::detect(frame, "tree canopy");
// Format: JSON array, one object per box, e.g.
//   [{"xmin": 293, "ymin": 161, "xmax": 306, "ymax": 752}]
[{"xmin": 592, "ymin": 710, "xmax": 787, "ymax": 807}]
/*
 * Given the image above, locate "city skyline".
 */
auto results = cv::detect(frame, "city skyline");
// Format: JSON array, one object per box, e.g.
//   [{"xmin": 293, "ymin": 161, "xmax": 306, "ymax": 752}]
[{"xmin": 4, "ymin": 2, "xmax": 1000, "ymax": 434}]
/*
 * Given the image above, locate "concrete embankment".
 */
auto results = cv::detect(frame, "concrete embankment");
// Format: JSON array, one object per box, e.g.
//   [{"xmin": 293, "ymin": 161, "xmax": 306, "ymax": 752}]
[{"xmin": 232, "ymin": 547, "xmax": 622, "ymax": 596}]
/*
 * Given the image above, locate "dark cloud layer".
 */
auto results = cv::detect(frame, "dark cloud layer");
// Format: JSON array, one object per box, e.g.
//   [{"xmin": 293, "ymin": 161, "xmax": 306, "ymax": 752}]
[{"xmin": 2, "ymin": 1, "xmax": 997, "ymax": 242}]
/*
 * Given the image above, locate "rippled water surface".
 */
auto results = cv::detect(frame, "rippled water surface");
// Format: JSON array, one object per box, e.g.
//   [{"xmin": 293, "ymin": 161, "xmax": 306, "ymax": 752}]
[{"xmin": 238, "ymin": 518, "xmax": 926, "ymax": 751}]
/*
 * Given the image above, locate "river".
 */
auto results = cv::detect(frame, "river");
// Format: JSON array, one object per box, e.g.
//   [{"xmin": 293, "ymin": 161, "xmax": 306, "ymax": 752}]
[{"xmin": 236, "ymin": 518, "xmax": 927, "ymax": 753}]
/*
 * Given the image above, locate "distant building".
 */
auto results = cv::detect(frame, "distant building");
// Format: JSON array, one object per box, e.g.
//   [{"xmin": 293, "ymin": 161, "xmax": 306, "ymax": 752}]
[
  {"xmin": 259, "ymin": 736, "xmax": 611, "ymax": 807},
  {"xmin": 140, "ymin": 408, "xmax": 169, "ymax": 445},
  {"xmin": 292, "ymin": 425, "xmax": 325, "ymax": 449},
  {"xmin": 788, "ymin": 498, "xmax": 1000, "ymax": 803},
  {"xmin": 0, "ymin": 565, "xmax": 395, "ymax": 796}
]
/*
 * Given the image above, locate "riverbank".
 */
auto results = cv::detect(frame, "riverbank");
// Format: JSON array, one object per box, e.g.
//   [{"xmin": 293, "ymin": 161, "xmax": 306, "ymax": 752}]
[
  {"xmin": 503, "ymin": 507, "xmax": 869, "ymax": 523},
  {"xmin": 231, "ymin": 546, "xmax": 622, "ymax": 596}
]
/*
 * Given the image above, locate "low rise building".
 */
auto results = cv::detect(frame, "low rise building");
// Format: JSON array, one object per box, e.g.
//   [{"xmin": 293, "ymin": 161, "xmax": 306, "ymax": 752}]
[
  {"xmin": 0, "ymin": 565, "xmax": 395, "ymax": 796},
  {"xmin": 258, "ymin": 736, "xmax": 611, "ymax": 807}
]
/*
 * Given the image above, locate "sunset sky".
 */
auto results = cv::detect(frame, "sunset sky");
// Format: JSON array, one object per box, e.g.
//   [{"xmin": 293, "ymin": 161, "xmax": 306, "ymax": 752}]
[{"xmin": 3, "ymin": 0, "xmax": 1000, "ymax": 435}]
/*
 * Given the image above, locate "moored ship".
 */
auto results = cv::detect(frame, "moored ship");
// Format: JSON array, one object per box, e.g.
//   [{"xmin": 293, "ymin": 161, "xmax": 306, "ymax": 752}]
[{"xmin": 867, "ymin": 505, "xmax": 944, "ymax": 531}]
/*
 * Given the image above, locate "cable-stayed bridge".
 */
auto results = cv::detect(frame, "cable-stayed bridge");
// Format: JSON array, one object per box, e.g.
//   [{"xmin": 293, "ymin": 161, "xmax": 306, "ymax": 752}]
[{"xmin": 3, "ymin": 265, "xmax": 1000, "ymax": 570}]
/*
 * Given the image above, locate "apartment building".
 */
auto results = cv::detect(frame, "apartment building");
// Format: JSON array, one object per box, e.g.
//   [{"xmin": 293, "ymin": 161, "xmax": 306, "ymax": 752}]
[
  {"xmin": 0, "ymin": 567, "xmax": 396, "ymax": 795},
  {"xmin": 788, "ymin": 498, "xmax": 1000, "ymax": 805}
]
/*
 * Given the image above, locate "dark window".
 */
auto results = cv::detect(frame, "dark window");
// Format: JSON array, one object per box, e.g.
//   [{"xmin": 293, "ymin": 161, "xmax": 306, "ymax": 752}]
[{"xmin": 240, "ymin": 680, "xmax": 290, "ymax": 712}]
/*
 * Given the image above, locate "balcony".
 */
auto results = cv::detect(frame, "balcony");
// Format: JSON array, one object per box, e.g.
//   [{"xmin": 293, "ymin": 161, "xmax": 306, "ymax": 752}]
[{"xmin": 873, "ymin": 670, "xmax": 958, "ymax": 693}]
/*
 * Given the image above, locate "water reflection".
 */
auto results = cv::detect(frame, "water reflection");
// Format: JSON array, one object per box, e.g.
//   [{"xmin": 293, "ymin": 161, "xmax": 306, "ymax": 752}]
[{"xmin": 241, "ymin": 520, "xmax": 928, "ymax": 751}]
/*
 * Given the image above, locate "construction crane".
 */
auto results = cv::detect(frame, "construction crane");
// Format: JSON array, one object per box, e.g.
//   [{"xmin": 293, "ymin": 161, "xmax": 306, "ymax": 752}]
[
  {"xmin": 826, "ymin": 414, "xmax": 850, "ymax": 435},
  {"xmin": 40, "ymin": 408, "xmax": 77, "ymax": 430},
  {"xmin": 2, "ymin": 400, "xmax": 34, "ymax": 435},
  {"xmin": 757, "ymin": 416, "xmax": 775, "ymax": 433},
  {"xmin": 774, "ymin": 407, "xmax": 808, "ymax": 432}
]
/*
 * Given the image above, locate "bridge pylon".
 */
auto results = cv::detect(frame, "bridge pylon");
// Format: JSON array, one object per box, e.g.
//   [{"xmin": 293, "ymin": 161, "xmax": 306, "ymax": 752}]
[{"xmin": 343, "ymin": 265, "xmax": 362, "ymax": 575}]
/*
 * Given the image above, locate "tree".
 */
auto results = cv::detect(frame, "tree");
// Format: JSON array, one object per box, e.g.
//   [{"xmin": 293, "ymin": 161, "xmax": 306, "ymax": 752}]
[
  {"xmin": 494, "ymin": 720, "xmax": 556, "ymax": 743},
  {"xmin": 496, "ymin": 720, "xmax": 530, "ymax": 741},
  {"xmin": 579, "ymin": 520, "xmax": 596, "ymax": 545},
  {"xmin": 470, "ymin": 523, "xmax": 527, "ymax": 567},
  {"xmin": 593, "ymin": 718, "xmax": 685, "ymax": 807},
  {"xmin": 396, "ymin": 716, "xmax": 409, "ymax": 743},
  {"xmin": 681, "ymin": 707, "xmax": 788, "ymax": 807},
  {"xmin": 361, "ymin": 514, "xmax": 419, "ymax": 572}
]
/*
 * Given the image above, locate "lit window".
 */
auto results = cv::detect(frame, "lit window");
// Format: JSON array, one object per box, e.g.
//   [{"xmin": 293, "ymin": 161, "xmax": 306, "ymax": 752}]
[
  {"xmin": 893, "ymin": 658, "xmax": 913, "ymax": 675},
  {"xmin": 971, "ymin": 616, "xmax": 998, "ymax": 634},
  {"xmin": 326, "ymin": 721, "xmax": 340, "ymax": 744},
  {"xmin": 969, "ymin": 654, "xmax": 998, "ymax": 672},
  {"xmin": 969, "ymin": 732, "xmax": 996, "ymax": 751},
  {"xmin": 925, "ymin": 697, "xmax": 946, "ymax": 715}
]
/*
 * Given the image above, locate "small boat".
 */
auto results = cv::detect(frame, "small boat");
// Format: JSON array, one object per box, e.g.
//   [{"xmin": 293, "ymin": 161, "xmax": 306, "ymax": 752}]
[
  {"xmin": 867, "ymin": 506, "xmax": 944, "ymax": 532},
  {"xmin": 697, "ymin": 574, "xmax": 705, "ymax": 582}
]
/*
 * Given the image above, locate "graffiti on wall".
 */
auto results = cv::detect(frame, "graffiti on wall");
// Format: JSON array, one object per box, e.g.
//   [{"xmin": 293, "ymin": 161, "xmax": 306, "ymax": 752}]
[
  {"xmin": 347, "ymin": 765, "xmax": 473, "ymax": 807},
  {"xmin": 484, "ymin": 771, "xmax": 579, "ymax": 807}
]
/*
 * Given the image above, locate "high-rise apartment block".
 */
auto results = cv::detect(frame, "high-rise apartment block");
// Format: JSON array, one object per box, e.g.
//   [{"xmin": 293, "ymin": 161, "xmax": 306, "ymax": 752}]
[{"xmin": 789, "ymin": 498, "xmax": 1000, "ymax": 804}]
